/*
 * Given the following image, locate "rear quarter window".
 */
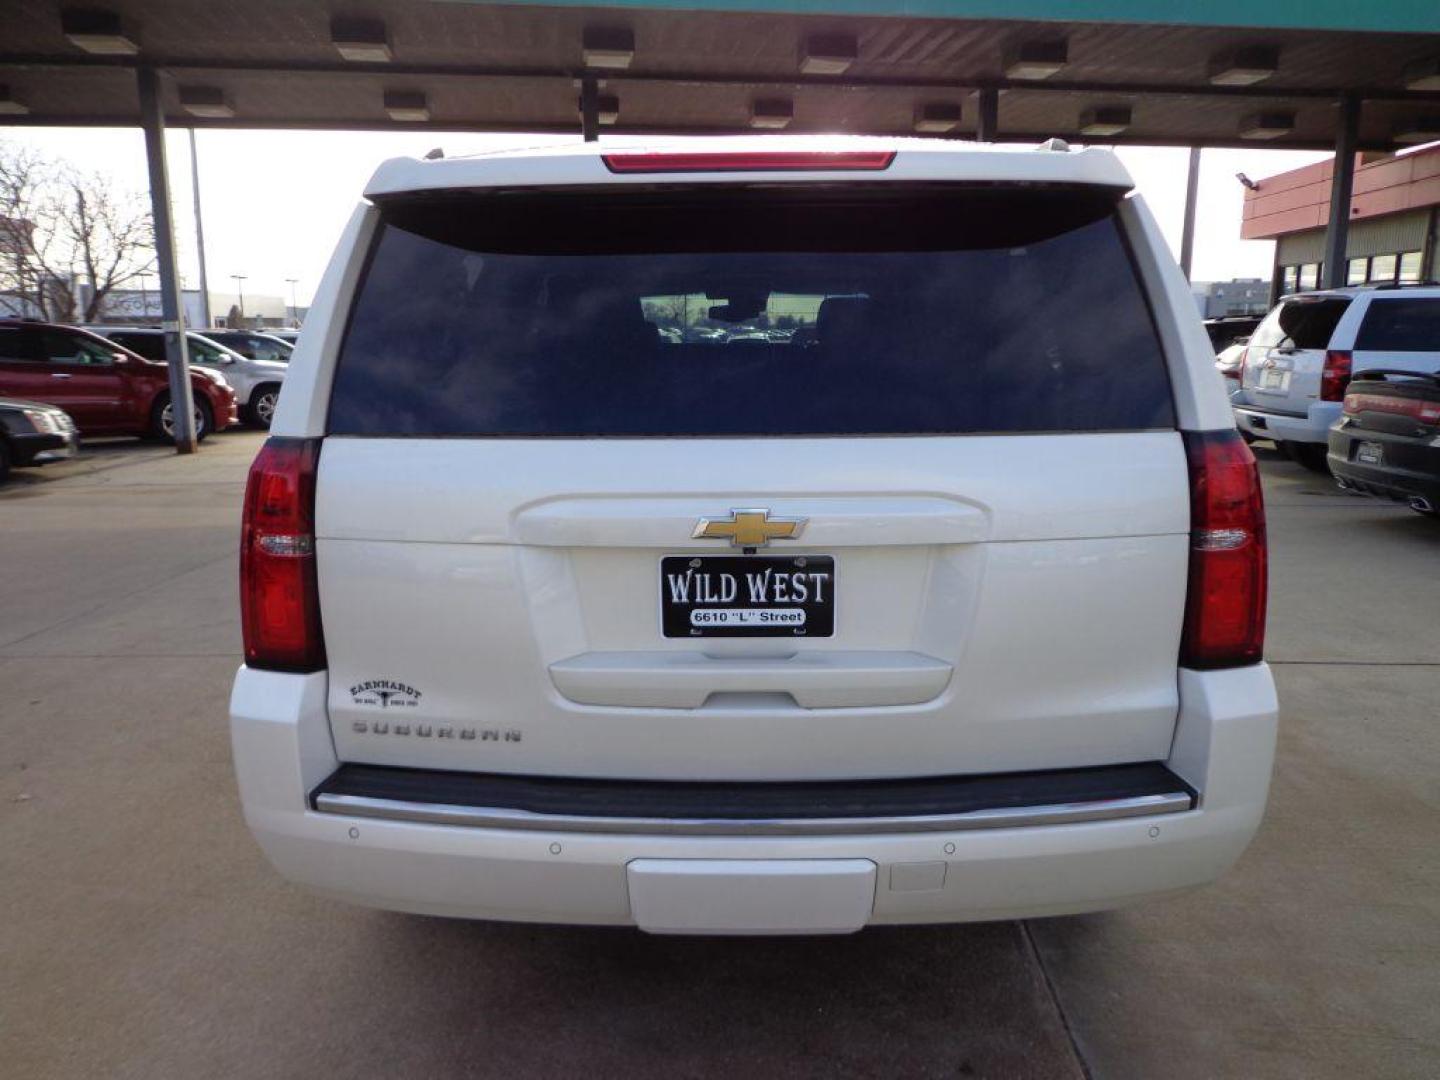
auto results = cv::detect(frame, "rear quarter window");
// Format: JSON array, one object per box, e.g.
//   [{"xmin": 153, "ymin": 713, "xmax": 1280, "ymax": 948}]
[
  {"xmin": 1354, "ymin": 298, "xmax": 1440, "ymax": 352},
  {"xmin": 1249, "ymin": 297, "xmax": 1352, "ymax": 351},
  {"xmin": 111, "ymin": 333, "xmax": 165, "ymax": 361},
  {"xmin": 329, "ymin": 187, "xmax": 1175, "ymax": 437}
]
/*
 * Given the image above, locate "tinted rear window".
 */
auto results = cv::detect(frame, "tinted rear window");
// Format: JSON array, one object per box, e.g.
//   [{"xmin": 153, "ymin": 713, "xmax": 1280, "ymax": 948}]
[
  {"xmin": 330, "ymin": 188, "xmax": 1173, "ymax": 437},
  {"xmin": 1249, "ymin": 297, "xmax": 1351, "ymax": 352},
  {"xmin": 1355, "ymin": 298, "xmax": 1440, "ymax": 352},
  {"xmin": 110, "ymin": 333, "xmax": 164, "ymax": 361}
]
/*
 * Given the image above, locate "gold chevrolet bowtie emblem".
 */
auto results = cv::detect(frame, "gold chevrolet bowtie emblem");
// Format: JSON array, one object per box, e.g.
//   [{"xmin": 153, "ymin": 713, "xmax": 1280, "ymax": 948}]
[{"xmin": 692, "ymin": 508, "xmax": 807, "ymax": 548}]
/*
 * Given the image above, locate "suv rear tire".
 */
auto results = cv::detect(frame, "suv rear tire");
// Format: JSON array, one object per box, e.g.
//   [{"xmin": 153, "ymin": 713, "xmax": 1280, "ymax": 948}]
[{"xmin": 149, "ymin": 393, "xmax": 213, "ymax": 445}]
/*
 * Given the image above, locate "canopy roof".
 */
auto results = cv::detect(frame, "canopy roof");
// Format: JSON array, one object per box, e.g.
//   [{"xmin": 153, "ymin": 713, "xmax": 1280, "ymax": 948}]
[{"xmin": 2, "ymin": 1, "xmax": 1439, "ymax": 149}]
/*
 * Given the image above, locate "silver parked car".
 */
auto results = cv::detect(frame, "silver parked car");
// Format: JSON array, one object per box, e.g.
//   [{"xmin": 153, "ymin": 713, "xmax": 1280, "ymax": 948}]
[{"xmin": 201, "ymin": 329, "xmax": 294, "ymax": 364}]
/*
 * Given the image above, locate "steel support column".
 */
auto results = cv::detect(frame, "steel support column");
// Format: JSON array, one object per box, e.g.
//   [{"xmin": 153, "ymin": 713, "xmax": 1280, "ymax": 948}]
[
  {"xmin": 136, "ymin": 66, "xmax": 197, "ymax": 453},
  {"xmin": 579, "ymin": 76, "xmax": 600, "ymax": 143},
  {"xmin": 1322, "ymin": 93, "xmax": 1361, "ymax": 289},
  {"xmin": 1179, "ymin": 146, "xmax": 1201, "ymax": 280},
  {"xmin": 976, "ymin": 87, "xmax": 998, "ymax": 142}
]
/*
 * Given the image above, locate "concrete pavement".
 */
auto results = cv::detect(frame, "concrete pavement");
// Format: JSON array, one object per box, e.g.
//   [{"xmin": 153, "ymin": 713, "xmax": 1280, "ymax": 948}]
[
  {"xmin": 1031, "ymin": 446, "xmax": 1440, "ymax": 1078},
  {"xmin": 1, "ymin": 434, "xmax": 1437, "ymax": 1078}
]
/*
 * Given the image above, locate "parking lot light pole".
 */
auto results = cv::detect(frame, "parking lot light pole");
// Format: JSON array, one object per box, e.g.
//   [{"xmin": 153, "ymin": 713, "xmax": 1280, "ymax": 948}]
[
  {"xmin": 285, "ymin": 277, "xmax": 299, "ymax": 325},
  {"xmin": 189, "ymin": 129, "xmax": 212, "ymax": 329},
  {"xmin": 136, "ymin": 66, "xmax": 198, "ymax": 454},
  {"xmin": 1179, "ymin": 147, "xmax": 1201, "ymax": 280},
  {"xmin": 231, "ymin": 273, "xmax": 247, "ymax": 324}
]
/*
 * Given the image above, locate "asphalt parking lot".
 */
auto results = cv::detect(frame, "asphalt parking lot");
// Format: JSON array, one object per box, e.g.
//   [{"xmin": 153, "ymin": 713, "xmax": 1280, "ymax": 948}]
[{"xmin": 2, "ymin": 432, "xmax": 1437, "ymax": 1079}]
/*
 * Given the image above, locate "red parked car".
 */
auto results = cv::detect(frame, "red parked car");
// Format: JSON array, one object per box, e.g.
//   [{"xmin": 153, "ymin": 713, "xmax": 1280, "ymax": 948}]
[{"xmin": 0, "ymin": 319, "xmax": 238, "ymax": 442}]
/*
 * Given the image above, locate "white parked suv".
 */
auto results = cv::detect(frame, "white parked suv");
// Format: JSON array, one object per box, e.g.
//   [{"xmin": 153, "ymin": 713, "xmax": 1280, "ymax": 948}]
[
  {"xmin": 1233, "ymin": 285, "xmax": 1440, "ymax": 472},
  {"xmin": 87, "ymin": 326, "xmax": 288, "ymax": 428},
  {"xmin": 230, "ymin": 140, "xmax": 1278, "ymax": 934}
]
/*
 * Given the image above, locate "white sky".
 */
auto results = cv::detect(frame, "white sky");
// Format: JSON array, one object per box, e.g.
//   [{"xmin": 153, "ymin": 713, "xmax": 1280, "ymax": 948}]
[{"xmin": 2, "ymin": 126, "xmax": 1329, "ymax": 307}]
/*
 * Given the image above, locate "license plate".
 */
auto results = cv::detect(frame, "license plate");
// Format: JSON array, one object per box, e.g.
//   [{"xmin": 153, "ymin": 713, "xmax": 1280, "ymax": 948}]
[
  {"xmin": 1356, "ymin": 441, "xmax": 1384, "ymax": 465},
  {"xmin": 661, "ymin": 554, "xmax": 835, "ymax": 638},
  {"xmin": 1259, "ymin": 368, "xmax": 1289, "ymax": 391}
]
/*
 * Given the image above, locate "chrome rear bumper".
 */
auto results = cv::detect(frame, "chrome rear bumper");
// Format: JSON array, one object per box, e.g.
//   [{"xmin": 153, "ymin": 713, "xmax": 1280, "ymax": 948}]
[{"xmin": 311, "ymin": 761, "xmax": 1194, "ymax": 836}]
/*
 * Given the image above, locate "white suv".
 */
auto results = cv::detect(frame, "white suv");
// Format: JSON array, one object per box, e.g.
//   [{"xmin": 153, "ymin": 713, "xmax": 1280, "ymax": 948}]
[
  {"xmin": 230, "ymin": 140, "xmax": 1277, "ymax": 934},
  {"xmin": 1233, "ymin": 286, "xmax": 1440, "ymax": 471}
]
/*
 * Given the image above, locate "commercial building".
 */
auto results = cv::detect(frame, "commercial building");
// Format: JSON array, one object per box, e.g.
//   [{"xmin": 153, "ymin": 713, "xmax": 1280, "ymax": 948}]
[
  {"xmin": 1190, "ymin": 279, "xmax": 1271, "ymax": 319},
  {"xmin": 1242, "ymin": 145, "xmax": 1440, "ymax": 298},
  {"xmin": 1, "ymin": 281, "xmax": 295, "ymax": 328}
]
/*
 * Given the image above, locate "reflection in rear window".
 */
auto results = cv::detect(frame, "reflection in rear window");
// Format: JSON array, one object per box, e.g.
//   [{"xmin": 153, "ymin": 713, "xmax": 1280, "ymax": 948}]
[
  {"xmin": 329, "ymin": 189, "xmax": 1174, "ymax": 437},
  {"xmin": 1355, "ymin": 299, "xmax": 1440, "ymax": 352}
]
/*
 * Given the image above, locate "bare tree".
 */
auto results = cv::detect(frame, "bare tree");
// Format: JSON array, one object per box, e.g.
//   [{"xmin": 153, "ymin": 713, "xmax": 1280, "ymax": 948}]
[
  {"xmin": 59, "ymin": 172, "xmax": 155, "ymax": 322},
  {"xmin": 0, "ymin": 140, "xmax": 155, "ymax": 323},
  {"xmin": 0, "ymin": 143, "xmax": 66, "ymax": 320}
]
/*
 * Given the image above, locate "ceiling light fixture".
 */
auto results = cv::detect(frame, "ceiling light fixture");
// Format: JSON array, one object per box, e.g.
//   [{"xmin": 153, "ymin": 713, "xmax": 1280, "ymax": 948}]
[
  {"xmin": 913, "ymin": 102, "xmax": 962, "ymax": 134},
  {"xmin": 384, "ymin": 90, "xmax": 430, "ymax": 122},
  {"xmin": 178, "ymin": 86, "xmax": 234, "ymax": 119},
  {"xmin": 1079, "ymin": 105, "xmax": 1132, "ymax": 137},
  {"xmin": 1393, "ymin": 114, "xmax": 1440, "ymax": 144},
  {"xmin": 1238, "ymin": 110, "xmax": 1295, "ymax": 140},
  {"xmin": 330, "ymin": 17, "xmax": 391, "ymax": 63},
  {"xmin": 0, "ymin": 85, "xmax": 28, "ymax": 115},
  {"xmin": 578, "ymin": 93, "xmax": 620, "ymax": 125},
  {"xmin": 1208, "ymin": 45, "xmax": 1280, "ymax": 86},
  {"xmin": 750, "ymin": 98, "xmax": 794, "ymax": 129},
  {"xmin": 800, "ymin": 33, "xmax": 858, "ymax": 76},
  {"xmin": 582, "ymin": 27, "xmax": 635, "ymax": 70},
  {"xmin": 61, "ymin": 8, "xmax": 138, "ymax": 55},
  {"xmin": 1004, "ymin": 40, "xmax": 1068, "ymax": 81},
  {"xmin": 1403, "ymin": 57, "xmax": 1440, "ymax": 92}
]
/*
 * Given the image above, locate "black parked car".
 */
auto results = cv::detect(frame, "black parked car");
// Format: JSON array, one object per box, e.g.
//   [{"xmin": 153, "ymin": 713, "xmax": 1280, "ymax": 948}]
[
  {"xmin": 1329, "ymin": 370, "xmax": 1440, "ymax": 516},
  {"xmin": 0, "ymin": 397, "xmax": 79, "ymax": 482}
]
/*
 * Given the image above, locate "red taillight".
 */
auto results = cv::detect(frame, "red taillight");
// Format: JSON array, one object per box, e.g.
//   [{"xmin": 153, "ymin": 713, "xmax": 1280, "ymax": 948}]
[
  {"xmin": 241, "ymin": 437, "xmax": 325, "ymax": 672},
  {"xmin": 1344, "ymin": 388, "xmax": 1440, "ymax": 424},
  {"xmin": 1180, "ymin": 430, "xmax": 1267, "ymax": 670},
  {"xmin": 601, "ymin": 151, "xmax": 896, "ymax": 174},
  {"xmin": 1320, "ymin": 350, "xmax": 1352, "ymax": 402}
]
